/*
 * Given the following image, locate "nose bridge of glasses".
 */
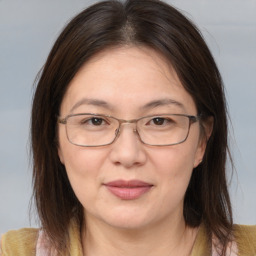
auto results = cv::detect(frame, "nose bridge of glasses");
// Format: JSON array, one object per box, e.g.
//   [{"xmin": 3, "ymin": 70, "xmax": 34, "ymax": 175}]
[{"xmin": 115, "ymin": 119, "xmax": 138, "ymax": 137}]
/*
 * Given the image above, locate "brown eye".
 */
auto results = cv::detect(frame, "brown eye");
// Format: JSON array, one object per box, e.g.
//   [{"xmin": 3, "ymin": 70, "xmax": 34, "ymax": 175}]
[
  {"xmin": 152, "ymin": 117, "xmax": 165, "ymax": 125},
  {"xmin": 79, "ymin": 117, "xmax": 107, "ymax": 126},
  {"xmin": 91, "ymin": 118, "xmax": 104, "ymax": 126}
]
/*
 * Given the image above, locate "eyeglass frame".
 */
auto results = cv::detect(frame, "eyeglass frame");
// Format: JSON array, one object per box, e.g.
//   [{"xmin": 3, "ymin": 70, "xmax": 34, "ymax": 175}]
[{"xmin": 58, "ymin": 113, "xmax": 201, "ymax": 147}]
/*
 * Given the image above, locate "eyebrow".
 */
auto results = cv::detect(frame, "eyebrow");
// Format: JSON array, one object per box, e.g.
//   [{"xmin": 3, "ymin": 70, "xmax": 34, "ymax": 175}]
[
  {"xmin": 140, "ymin": 98, "xmax": 185, "ymax": 111},
  {"xmin": 70, "ymin": 98, "xmax": 113, "ymax": 113},
  {"xmin": 70, "ymin": 97, "xmax": 185, "ymax": 113}
]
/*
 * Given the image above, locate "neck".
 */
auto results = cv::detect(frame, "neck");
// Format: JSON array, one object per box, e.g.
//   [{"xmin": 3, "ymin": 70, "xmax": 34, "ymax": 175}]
[{"xmin": 82, "ymin": 214, "xmax": 198, "ymax": 256}]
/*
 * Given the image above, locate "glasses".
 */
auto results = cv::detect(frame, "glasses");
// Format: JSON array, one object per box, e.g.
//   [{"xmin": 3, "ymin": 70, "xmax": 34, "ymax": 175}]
[{"xmin": 58, "ymin": 113, "xmax": 200, "ymax": 147}]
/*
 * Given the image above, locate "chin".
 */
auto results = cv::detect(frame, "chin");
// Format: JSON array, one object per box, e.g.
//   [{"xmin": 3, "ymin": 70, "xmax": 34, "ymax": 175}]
[
  {"xmin": 97, "ymin": 208, "xmax": 158, "ymax": 231},
  {"xmin": 106, "ymin": 218, "xmax": 151, "ymax": 231}
]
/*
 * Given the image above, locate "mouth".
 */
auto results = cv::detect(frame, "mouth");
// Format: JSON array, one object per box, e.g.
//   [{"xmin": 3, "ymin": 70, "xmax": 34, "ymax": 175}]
[{"xmin": 103, "ymin": 180, "xmax": 153, "ymax": 200}]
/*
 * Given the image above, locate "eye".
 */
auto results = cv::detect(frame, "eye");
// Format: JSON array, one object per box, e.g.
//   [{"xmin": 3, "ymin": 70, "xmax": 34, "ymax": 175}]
[
  {"xmin": 89, "ymin": 117, "xmax": 104, "ymax": 126},
  {"xmin": 87, "ymin": 117, "xmax": 108, "ymax": 126},
  {"xmin": 152, "ymin": 117, "xmax": 165, "ymax": 125},
  {"xmin": 79, "ymin": 116, "xmax": 109, "ymax": 126},
  {"xmin": 143, "ymin": 116, "xmax": 178, "ymax": 129},
  {"xmin": 150, "ymin": 117, "xmax": 174, "ymax": 126}
]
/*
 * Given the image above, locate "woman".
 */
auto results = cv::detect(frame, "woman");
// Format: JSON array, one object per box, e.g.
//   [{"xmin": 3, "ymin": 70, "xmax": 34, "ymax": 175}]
[{"xmin": 1, "ymin": 0, "xmax": 255, "ymax": 255}]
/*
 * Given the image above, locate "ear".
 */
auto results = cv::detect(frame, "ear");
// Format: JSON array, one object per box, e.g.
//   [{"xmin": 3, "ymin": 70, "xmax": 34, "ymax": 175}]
[{"xmin": 193, "ymin": 116, "xmax": 214, "ymax": 168}]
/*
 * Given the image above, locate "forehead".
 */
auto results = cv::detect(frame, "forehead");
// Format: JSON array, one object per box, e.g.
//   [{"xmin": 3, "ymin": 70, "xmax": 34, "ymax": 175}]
[{"xmin": 60, "ymin": 46, "xmax": 197, "ymax": 116}]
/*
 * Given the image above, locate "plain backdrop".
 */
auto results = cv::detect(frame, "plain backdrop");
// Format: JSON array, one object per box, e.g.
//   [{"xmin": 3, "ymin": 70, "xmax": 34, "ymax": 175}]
[{"xmin": 0, "ymin": 0, "xmax": 255, "ymax": 234}]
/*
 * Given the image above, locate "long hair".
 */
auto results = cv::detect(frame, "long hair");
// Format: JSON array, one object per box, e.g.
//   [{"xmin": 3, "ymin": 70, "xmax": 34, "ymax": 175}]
[{"xmin": 31, "ymin": 0, "xmax": 233, "ymax": 254}]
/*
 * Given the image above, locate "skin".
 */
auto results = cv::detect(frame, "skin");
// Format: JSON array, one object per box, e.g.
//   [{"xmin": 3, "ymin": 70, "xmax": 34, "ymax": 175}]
[{"xmin": 58, "ymin": 46, "xmax": 211, "ymax": 256}]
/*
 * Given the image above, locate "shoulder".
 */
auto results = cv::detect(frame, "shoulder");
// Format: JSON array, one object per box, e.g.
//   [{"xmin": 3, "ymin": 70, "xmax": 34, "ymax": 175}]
[
  {"xmin": 233, "ymin": 224, "xmax": 256, "ymax": 255},
  {"xmin": 1, "ymin": 228, "xmax": 39, "ymax": 256},
  {"xmin": 234, "ymin": 224, "xmax": 256, "ymax": 241}
]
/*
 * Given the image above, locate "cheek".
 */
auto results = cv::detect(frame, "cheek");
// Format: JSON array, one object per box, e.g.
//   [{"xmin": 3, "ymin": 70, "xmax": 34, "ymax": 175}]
[
  {"xmin": 150, "ymin": 144, "xmax": 197, "ymax": 177},
  {"xmin": 148, "ymin": 143, "xmax": 198, "ymax": 198},
  {"xmin": 60, "ymin": 145, "xmax": 109, "ymax": 186},
  {"xmin": 58, "ymin": 127, "xmax": 106, "ymax": 176},
  {"xmin": 58, "ymin": 128, "xmax": 109, "ymax": 200},
  {"xmin": 60, "ymin": 146, "xmax": 110, "ymax": 210}
]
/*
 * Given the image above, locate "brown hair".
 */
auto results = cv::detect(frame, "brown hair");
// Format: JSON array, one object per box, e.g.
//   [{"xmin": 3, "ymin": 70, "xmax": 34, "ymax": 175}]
[{"xmin": 31, "ymin": 0, "xmax": 233, "ymax": 254}]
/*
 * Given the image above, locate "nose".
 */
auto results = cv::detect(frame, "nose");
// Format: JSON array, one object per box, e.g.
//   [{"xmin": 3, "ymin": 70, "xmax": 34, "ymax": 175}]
[{"xmin": 109, "ymin": 124, "xmax": 147, "ymax": 168}]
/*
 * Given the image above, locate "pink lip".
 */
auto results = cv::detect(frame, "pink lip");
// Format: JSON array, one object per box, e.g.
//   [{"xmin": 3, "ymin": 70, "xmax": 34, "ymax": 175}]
[{"xmin": 104, "ymin": 180, "xmax": 153, "ymax": 200}]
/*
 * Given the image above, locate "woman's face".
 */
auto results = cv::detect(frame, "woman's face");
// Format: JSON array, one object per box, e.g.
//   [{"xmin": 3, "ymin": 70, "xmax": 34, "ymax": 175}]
[{"xmin": 58, "ymin": 46, "xmax": 207, "ymax": 230}]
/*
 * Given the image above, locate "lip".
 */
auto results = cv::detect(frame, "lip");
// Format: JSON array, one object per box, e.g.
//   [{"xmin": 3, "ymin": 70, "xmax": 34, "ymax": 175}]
[{"xmin": 104, "ymin": 180, "xmax": 153, "ymax": 200}]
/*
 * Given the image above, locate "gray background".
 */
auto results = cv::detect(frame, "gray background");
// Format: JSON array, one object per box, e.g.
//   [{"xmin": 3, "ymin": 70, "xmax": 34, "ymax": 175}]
[{"xmin": 0, "ymin": 0, "xmax": 255, "ymax": 234}]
